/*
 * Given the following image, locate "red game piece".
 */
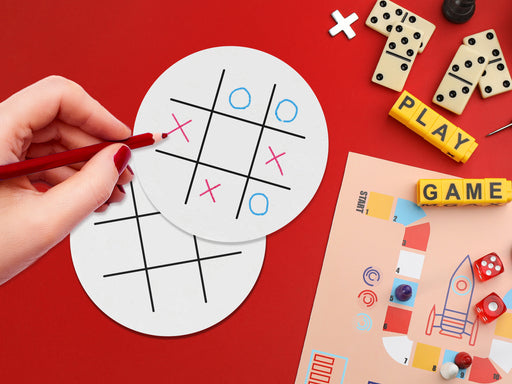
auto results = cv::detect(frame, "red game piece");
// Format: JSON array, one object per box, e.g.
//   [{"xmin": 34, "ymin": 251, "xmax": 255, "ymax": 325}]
[
  {"xmin": 473, "ymin": 252, "xmax": 504, "ymax": 281},
  {"xmin": 475, "ymin": 292, "xmax": 507, "ymax": 323},
  {"xmin": 454, "ymin": 352, "xmax": 472, "ymax": 369}
]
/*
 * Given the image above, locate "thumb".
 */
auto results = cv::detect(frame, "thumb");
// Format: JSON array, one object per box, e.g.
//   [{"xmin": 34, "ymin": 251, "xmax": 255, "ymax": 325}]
[{"xmin": 39, "ymin": 143, "xmax": 131, "ymax": 240}]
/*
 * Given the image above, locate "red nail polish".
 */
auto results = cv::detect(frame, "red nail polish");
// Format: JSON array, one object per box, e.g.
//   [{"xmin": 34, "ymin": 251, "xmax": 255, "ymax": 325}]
[
  {"xmin": 113, "ymin": 146, "xmax": 131, "ymax": 174},
  {"xmin": 116, "ymin": 184, "xmax": 125, "ymax": 194},
  {"xmin": 127, "ymin": 165, "xmax": 134, "ymax": 175}
]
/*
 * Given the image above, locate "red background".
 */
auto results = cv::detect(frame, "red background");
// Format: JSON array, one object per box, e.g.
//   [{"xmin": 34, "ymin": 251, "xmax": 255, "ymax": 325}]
[{"xmin": 1, "ymin": 1, "xmax": 511, "ymax": 382}]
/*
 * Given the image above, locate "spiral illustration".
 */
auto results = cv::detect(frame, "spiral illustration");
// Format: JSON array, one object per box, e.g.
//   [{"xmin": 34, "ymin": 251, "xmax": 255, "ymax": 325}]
[
  {"xmin": 363, "ymin": 266, "xmax": 382, "ymax": 287},
  {"xmin": 355, "ymin": 313, "xmax": 373, "ymax": 331},
  {"xmin": 358, "ymin": 290, "xmax": 378, "ymax": 308}
]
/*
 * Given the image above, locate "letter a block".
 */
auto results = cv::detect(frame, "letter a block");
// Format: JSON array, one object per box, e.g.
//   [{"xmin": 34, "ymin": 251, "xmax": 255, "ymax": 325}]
[{"xmin": 389, "ymin": 91, "xmax": 478, "ymax": 163}]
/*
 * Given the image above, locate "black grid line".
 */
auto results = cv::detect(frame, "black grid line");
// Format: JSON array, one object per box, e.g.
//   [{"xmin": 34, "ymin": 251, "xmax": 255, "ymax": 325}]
[
  {"xmin": 193, "ymin": 235, "xmax": 208, "ymax": 303},
  {"xmin": 155, "ymin": 149, "xmax": 290, "ymax": 191},
  {"xmin": 162, "ymin": 69, "xmax": 305, "ymax": 219},
  {"xmin": 129, "ymin": 181, "xmax": 155, "ymax": 312},
  {"xmin": 170, "ymin": 98, "xmax": 306, "ymax": 140},
  {"xmin": 235, "ymin": 84, "xmax": 276, "ymax": 219},
  {"xmin": 184, "ymin": 69, "xmax": 225, "ymax": 205},
  {"xmin": 94, "ymin": 211, "xmax": 160, "ymax": 226},
  {"xmin": 94, "ymin": 181, "xmax": 244, "ymax": 309},
  {"xmin": 102, "ymin": 250, "xmax": 242, "ymax": 278}
]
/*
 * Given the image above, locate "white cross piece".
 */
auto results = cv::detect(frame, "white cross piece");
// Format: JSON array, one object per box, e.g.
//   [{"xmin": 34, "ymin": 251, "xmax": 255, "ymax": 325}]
[{"xmin": 329, "ymin": 10, "xmax": 359, "ymax": 40}]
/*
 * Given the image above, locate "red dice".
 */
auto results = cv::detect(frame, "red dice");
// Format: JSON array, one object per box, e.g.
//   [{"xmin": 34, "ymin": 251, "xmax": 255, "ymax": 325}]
[
  {"xmin": 473, "ymin": 252, "xmax": 504, "ymax": 281},
  {"xmin": 475, "ymin": 292, "xmax": 507, "ymax": 323}
]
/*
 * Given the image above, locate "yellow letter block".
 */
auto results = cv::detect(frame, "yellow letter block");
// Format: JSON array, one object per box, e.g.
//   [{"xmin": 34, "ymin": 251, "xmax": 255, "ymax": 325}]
[
  {"xmin": 390, "ymin": 91, "xmax": 478, "ymax": 163},
  {"xmin": 417, "ymin": 178, "xmax": 512, "ymax": 206}
]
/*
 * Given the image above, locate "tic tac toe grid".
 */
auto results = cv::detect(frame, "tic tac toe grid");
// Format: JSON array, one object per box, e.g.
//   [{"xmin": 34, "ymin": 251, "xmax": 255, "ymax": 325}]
[
  {"xmin": 133, "ymin": 46, "xmax": 328, "ymax": 243},
  {"xmin": 70, "ymin": 177, "xmax": 266, "ymax": 337},
  {"xmin": 94, "ymin": 181, "xmax": 243, "ymax": 312},
  {"xmin": 157, "ymin": 68, "xmax": 305, "ymax": 219}
]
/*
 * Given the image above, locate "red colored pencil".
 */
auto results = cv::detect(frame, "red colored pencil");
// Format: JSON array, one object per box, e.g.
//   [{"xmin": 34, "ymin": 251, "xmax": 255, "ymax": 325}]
[{"xmin": 0, "ymin": 132, "xmax": 168, "ymax": 180}]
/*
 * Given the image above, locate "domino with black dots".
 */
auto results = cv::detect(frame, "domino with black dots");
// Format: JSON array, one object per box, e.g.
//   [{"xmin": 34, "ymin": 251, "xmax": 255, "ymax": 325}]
[
  {"xmin": 463, "ymin": 29, "xmax": 512, "ymax": 98},
  {"xmin": 433, "ymin": 45, "xmax": 488, "ymax": 115},
  {"xmin": 372, "ymin": 23, "xmax": 422, "ymax": 92},
  {"xmin": 365, "ymin": 0, "xmax": 435, "ymax": 53}
]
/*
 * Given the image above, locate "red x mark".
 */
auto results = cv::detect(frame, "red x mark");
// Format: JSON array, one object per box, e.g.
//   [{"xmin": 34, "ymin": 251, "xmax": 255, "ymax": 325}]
[
  {"xmin": 169, "ymin": 113, "xmax": 192, "ymax": 142},
  {"xmin": 265, "ymin": 146, "xmax": 286, "ymax": 176},
  {"xmin": 199, "ymin": 179, "xmax": 221, "ymax": 203}
]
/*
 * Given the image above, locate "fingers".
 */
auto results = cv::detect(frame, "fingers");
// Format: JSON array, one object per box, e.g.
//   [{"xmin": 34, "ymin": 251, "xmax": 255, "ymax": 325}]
[
  {"xmin": 35, "ymin": 144, "xmax": 132, "ymax": 245},
  {"xmin": 26, "ymin": 145, "xmax": 133, "ymax": 200},
  {"xmin": 0, "ymin": 76, "xmax": 131, "ymax": 141},
  {"xmin": 26, "ymin": 133, "xmax": 135, "ymax": 182},
  {"xmin": 30, "ymin": 120, "xmax": 105, "ymax": 149},
  {"xmin": 27, "ymin": 166, "xmax": 132, "ymax": 204},
  {"xmin": 27, "ymin": 165, "xmax": 76, "ymax": 186}
]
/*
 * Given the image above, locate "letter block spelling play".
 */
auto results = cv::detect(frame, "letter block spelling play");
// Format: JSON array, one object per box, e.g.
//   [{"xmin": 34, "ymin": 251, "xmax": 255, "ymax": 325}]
[
  {"xmin": 389, "ymin": 91, "xmax": 478, "ymax": 162},
  {"xmin": 417, "ymin": 178, "xmax": 512, "ymax": 206}
]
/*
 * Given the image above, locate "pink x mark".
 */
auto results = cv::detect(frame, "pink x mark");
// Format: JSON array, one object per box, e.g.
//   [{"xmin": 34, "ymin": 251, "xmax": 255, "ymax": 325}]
[
  {"xmin": 169, "ymin": 113, "xmax": 192, "ymax": 142},
  {"xmin": 199, "ymin": 179, "xmax": 221, "ymax": 203},
  {"xmin": 265, "ymin": 146, "xmax": 286, "ymax": 176}
]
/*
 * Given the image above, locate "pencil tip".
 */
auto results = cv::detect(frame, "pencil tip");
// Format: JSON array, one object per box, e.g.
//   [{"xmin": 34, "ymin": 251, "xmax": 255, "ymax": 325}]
[{"xmin": 162, "ymin": 132, "xmax": 168, "ymax": 139}]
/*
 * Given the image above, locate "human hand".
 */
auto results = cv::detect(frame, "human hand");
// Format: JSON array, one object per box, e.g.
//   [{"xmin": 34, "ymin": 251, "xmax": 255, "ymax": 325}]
[{"xmin": 0, "ymin": 76, "xmax": 133, "ymax": 284}]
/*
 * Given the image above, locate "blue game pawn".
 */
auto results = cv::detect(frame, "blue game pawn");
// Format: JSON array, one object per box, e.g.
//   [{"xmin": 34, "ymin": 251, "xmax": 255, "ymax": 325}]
[{"xmin": 395, "ymin": 284, "xmax": 413, "ymax": 302}]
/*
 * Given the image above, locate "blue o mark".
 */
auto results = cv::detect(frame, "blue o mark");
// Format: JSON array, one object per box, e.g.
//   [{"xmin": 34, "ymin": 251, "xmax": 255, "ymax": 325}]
[
  {"xmin": 229, "ymin": 87, "xmax": 251, "ymax": 110},
  {"xmin": 275, "ymin": 99, "xmax": 298, "ymax": 123},
  {"xmin": 249, "ymin": 193, "xmax": 269, "ymax": 216}
]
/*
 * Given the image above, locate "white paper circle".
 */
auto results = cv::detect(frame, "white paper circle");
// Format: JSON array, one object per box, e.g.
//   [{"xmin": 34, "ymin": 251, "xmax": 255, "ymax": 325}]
[
  {"xmin": 70, "ymin": 177, "xmax": 265, "ymax": 336},
  {"xmin": 133, "ymin": 46, "xmax": 328, "ymax": 242}
]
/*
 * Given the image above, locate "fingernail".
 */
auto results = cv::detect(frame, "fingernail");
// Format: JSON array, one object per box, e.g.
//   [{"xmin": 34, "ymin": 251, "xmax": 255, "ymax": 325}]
[
  {"xmin": 127, "ymin": 165, "xmax": 134, "ymax": 175},
  {"xmin": 113, "ymin": 146, "xmax": 131, "ymax": 174},
  {"xmin": 116, "ymin": 184, "xmax": 125, "ymax": 194}
]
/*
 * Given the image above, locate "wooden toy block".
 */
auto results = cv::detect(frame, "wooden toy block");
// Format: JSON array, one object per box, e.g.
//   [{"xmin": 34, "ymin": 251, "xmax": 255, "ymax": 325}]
[
  {"xmin": 463, "ymin": 29, "xmax": 512, "ymax": 98},
  {"xmin": 441, "ymin": 178, "xmax": 464, "ymax": 205},
  {"xmin": 463, "ymin": 179, "xmax": 484, "ymax": 205},
  {"xmin": 417, "ymin": 179, "xmax": 443, "ymax": 206},
  {"xmin": 433, "ymin": 45, "xmax": 488, "ymax": 115},
  {"xmin": 389, "ymin": 91, "xmax": 478, "ymax": 163},
  {"xmin": 417, "ymin": 178, "xmax": 512, "ymax": 206},
  {"xmin": 443, "ymin": 127, "xmax": 478, "ymax": 163},
  {"xmin": 365, "ymin": 0, "xmax": 436, "ymax": 53},
  {"xmin": 422, "ymin": 114, "xmax": 458, "ymax": 152},
  {"xmin": 389, "ymin": 90, "xmax": 421, "ymax": 125},
  {"xmin": 372, "ymin": 23, "xmax": 423, "ymax": 91},
  {"xmin": 409, "ymin": 101, "xmax": 438, "ymax": 136},
  {"xmin": 483, "ymin": 178, "xmax": 512, "ymax": 205}
]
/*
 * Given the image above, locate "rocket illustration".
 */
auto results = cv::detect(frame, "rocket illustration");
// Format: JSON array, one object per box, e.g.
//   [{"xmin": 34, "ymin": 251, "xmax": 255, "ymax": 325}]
[{"xmin": 426, "ymin": 255, "xmax": 479, "ymax": 346}]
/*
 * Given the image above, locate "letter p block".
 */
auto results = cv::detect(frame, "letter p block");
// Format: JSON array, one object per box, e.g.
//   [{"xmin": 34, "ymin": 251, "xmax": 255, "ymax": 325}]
[{"xmin": 389, "ymin": 91, "xmax": 420, "ymax": 126}]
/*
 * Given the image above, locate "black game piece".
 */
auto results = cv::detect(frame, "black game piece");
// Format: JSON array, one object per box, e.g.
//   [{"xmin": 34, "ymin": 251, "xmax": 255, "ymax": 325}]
[{"xmin": 442, "ymin": 0, "xmax": 475, "ymax": 24}]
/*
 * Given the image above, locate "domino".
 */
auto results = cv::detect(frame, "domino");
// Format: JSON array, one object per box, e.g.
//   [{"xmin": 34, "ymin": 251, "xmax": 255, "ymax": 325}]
[
  {"xmin": 390, "ymin": 91, "xmax": 478, "ymax": 163},
  {"xmin": 463, "ymin": 29, "xmax": 512, "ymax": 98},
  {"xmin": 433, "ymin": 45, "xmax": 488, "ymax": 115},
  {"xmin": 365, "ymin": 0, "xmax": 436, "ymax": 53},
  {"xmin": 372, "ymin": 23, "xmax": 422, "ymax": 91}
]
